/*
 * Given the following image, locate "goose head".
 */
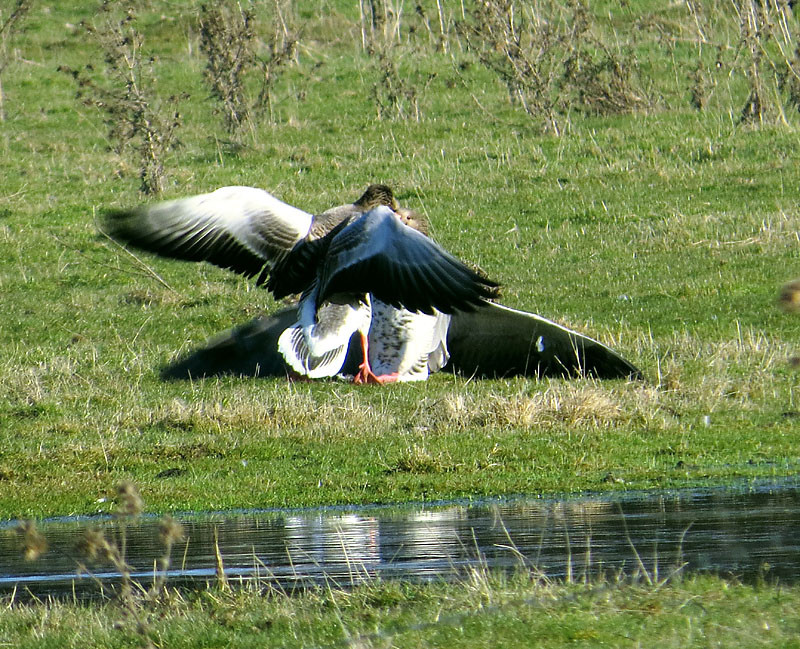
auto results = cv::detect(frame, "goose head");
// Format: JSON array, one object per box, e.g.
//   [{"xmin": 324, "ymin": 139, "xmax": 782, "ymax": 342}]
[{"xmin": 353, "ymin": 184, "xmax": 399, "ymax": 211}]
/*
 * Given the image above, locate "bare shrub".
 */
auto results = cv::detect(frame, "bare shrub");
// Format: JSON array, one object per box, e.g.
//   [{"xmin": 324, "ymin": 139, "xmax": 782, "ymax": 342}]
[
  {"xmin": 0, "ymin": 0, "xmax": 32, "ymax": 121},
  {"xmin": 413, "ymin": 1, "xmax": 452, "ymax": 54},
  {"xmin": 59, "ymin": 2, "xmax": 184, "ymax": 195},
  {"xmin": 457, "ymin": 0, "xmax": 568, "ymax": 134},
  {"xmin": 361, "ymin": 0, "xmax": 436, "ymax": 121},
  {"xmin": 457, "ymin": 0, "xmax": 649, "ymax": 135},
  {"xmin": 562, "ymin": 38, "xmax": 649, "ymax": 116},
  {"xmin": 198, "ymin": 0, "xmax": 297, "ymax": 135},
  {"xmin": 691, "ymin": 0, "xmax": 800, "ymax": 124},
  {"xmin": 730, "ymin": 0, "xmax": 800, "ymax": 124}
]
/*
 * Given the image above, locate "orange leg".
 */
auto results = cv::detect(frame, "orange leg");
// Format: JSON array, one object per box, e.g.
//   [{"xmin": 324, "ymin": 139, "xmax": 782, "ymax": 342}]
[
  {"xmin": 353, "ymin": 331, "xmax": 381, "ymax": 384},
  {"xmin": 353, "ymin": 332, "xmax": 404, "ymax": 385}
]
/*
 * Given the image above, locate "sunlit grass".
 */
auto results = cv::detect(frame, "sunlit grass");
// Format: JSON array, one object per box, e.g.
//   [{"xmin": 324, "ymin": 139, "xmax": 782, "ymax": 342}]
[
  {"xmin": 2, "ymin": 571, "xmax": 799, "ymax": 648},
  {"xmin": 5, "ymin": 2, "xmax": 800, "ymax": 645},
  {"xmin": 2, "ymin": 0, "xmax": 800, "ymax": 520}
]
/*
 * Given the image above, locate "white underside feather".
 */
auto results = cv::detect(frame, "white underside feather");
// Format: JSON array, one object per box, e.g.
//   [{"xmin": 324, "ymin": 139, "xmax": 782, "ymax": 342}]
[
  {"xmin": 277, "ymin": 287, "xmax": 372, "ymax": 378},
  {"xmin": 368, "ymin": 301, "xmax": 450, "ymax": 382}
]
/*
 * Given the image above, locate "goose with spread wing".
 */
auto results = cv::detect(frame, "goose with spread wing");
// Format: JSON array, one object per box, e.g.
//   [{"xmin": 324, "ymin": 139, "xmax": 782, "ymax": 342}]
[
  {"xmin": 104, "ymin": 184, "xmax": 497, "ymax": 383},
  {"xmin": 159, "ymin": 301, "xmax": 642, "ymax": 382}
]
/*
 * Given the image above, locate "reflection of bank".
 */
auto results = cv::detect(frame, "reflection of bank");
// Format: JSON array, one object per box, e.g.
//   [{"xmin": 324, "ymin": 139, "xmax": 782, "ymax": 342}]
[
  {"xmin": 283, "ymin": 514, "xmax": 380, "ymax": 583},
  {"xmin": 377, "ymin": 508, "xmax": 466, "ymax": 580},
  {"xmin": 282, "ymin": 508, "xmax": 468, "ymax": 583},
  {"xmin": 486, "ymin": 500, "xmax": 618, "ymax": 579}
]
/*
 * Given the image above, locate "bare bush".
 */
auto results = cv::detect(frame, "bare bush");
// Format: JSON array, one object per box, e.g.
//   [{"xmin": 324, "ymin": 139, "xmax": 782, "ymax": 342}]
[
  {"xmin": 0, "ymin": 0, "xmax": 32, "ymax": 121},
  {"xmin": 457, "ymin": 0, "xmax": 649, "ymax": 135},
  {"xmin": 686, "ymin": 0, "xmax": 800, "ymax": 124},
  {"xmin": 199, "ymin": 1, "xmax": 297, "ymax": 135},
  {"xmin": 361, "ymin": 0, "xmax": 436, "ymax": 121},
  {"xmin": 59, "ymin": 2, "xmax": 183, "ymax": 195},
  {"xmin": 458, "ymin": 0, "xmax": 567, "ymax": 134},
  {"xmin": 733, "ymin": 0, "xmax": 800, "ymax": 124}
]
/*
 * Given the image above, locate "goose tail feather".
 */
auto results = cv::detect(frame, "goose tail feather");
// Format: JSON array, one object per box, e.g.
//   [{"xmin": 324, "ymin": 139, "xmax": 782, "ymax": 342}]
[{"xmin": 277, "ymin": 325, "xmax": 351, "ymax": 379}]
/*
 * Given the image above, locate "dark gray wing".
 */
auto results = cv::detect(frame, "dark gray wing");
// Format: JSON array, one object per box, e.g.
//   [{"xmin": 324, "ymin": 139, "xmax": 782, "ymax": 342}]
[
  {"xmin": 445, "ymin": 302, "xmax": 642, "ymax": 379},
  {"xmin": 104, "ymin": 186, "xmax": 313, "ymax": 279},
  {"xmin": 160, "ymin": 307, "xmax": 299, "ymax": 379},
  {"xmin": 318, "ymin": 206, "xmax": 498, "ymax": 314},
  {"xmin": 159, "ymin": 301, "xmax": 640, "ymax": 381}
]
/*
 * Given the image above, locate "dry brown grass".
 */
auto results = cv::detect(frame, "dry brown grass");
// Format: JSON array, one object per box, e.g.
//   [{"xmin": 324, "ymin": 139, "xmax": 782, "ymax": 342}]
[
  {"xmin": 125, "ymin": 386, "xmax": 392, "ymax": 437},
  {"xmin": 432, "ymin": 384, "xmax": 628, "ymax": 431}
]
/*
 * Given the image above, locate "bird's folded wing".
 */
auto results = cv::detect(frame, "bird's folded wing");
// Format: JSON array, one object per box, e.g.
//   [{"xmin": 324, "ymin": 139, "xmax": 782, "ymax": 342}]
[
  {"xmin": 104, "ymin": 186, "xmax": 313, "ymax": 278},
  {"xmin": 318, "ymin": 206, "xmax": 498, "ymax": 314}
]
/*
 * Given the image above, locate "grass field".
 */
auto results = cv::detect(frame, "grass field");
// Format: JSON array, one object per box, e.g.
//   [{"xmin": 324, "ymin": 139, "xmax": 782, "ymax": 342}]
[
  {"xmin": 3, "ymin": 0, "xmax": 800, "ymax": 645},
  {"xmin": 2, "ymin": 0, "xmax": 800, "ymax": 517},
  {"xmin": 4, "ymin": 572, "xmax": 800, "ymax": 648}
]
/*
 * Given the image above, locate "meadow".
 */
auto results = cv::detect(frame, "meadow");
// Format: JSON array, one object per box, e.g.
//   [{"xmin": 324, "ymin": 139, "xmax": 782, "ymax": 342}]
[{"xmin": 2, "ymin": 0, "xmax": 800, "ymax": 644}]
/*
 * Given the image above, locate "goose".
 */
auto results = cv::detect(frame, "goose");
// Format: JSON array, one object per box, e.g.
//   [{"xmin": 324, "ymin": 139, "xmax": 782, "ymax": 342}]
[
  {"xmin": 274, "ymin": 206, "xmax": 456, "ymax": 384},
  {"xmin": 104, "ymin": 185, "xmax": 498, "ymax": 383},
  {"xmin": 357, "ymin": 207, "xmax": 453, "ymax": 382},
  {"xmin": 366, "ymin": 300, "xmax": 451, "ymax": 382},
  {"xmin": 160, "ymin": 301, "xmax": 642, "ymax": 381}
]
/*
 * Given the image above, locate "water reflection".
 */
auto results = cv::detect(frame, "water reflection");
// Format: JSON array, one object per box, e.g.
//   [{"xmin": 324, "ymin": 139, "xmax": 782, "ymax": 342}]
[{"xmin": 2, "ymin": 481, "xmax": 800, "ymax": 599}]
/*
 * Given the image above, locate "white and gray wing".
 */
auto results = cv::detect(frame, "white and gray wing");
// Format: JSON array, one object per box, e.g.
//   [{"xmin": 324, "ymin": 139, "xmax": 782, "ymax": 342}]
[
  {"xmin": 104, "ymin": 186, "xmax": 314, "ymax": 279},
  {"xmin": 277, "ymin": 288, "xmax": 371, "ymax": 379},
  {"xmin": 317, "ymin": 206, "xmax": 498, "ymax": 314}
]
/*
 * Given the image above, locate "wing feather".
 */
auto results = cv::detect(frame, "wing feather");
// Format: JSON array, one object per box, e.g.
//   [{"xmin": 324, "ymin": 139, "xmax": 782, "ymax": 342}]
[
  {"xmin": 104, "ymin": 186, "xmax": 313, "ymax": 278},
  {"xmin": 445, "ymin": 302, "xmax": 642, "ymax": 379},
  {"xmin": 317, "ymin": 206, "xmax": 498, "ymax": 314}
]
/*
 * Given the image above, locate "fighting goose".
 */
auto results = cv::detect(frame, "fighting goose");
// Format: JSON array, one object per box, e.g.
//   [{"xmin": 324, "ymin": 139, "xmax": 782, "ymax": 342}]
[
  {"xmin": 104, "ymin": 185, "xmax": 498, "ymax": 383},
  {"xmin": 358, "ymin": 208, "xmax": 453, "ymax": 382},
  {"xmin": 159, "ymin": 301, "xmax": 642, "ymax": 381}
]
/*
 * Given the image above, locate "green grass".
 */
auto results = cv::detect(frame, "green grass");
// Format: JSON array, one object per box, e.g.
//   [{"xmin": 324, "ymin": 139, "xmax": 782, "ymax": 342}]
[
  {"xmin": 2, "ymin": 0, "xmax": 800, "ymax": 522},
  {"xmin": 3, "ymin": 572, "xmax": 800, "ymax": 648},
  {"xmin": 5, "ymin": 1, "xmax": 800, "ymax": 645}
]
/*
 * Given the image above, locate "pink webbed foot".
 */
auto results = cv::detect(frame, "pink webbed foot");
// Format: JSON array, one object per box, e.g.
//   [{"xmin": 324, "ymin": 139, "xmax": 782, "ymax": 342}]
[
  {"xmin": 353, "ymin": 361, "xmax": 401, "ymax": 385},
  {"xmin": 351, "ymin": 331, "xmax": 400, "ymax": 384},
  {"xmin": 353, "ymin": 362, "xmax": 383, "ymax": 385}
]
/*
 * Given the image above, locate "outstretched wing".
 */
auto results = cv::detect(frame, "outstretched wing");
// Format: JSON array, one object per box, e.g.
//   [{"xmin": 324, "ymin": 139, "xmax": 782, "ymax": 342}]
[
  {"xmin": 445, "ymin": 302, "xmax": 642, "ymax": 380},
  {"xmin": 160, "ymin": 307, "xmax": 299, "ymax": 379},
  {"xmin": 103, "ymin": 186, "xmax": 314, "ymax": 279},
  {"xmin": 317, "ymin": 206, "xmax": 499, "ymax": 314}
]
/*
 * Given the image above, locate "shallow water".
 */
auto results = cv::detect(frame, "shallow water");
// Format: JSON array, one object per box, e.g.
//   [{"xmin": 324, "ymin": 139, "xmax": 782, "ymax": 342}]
[{"xmin": 2, "ymin": 480, "xmax": 800, "ymax": 600}]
